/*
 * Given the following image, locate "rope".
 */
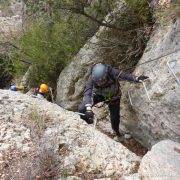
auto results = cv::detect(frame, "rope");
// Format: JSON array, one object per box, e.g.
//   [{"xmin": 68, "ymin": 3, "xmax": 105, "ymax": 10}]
[{"xmin": 123, "ymin": 48, "xmax": 180, "ymax": 71}]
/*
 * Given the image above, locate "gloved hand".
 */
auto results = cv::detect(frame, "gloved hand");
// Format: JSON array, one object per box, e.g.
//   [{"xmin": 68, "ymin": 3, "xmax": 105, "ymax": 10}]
[
  {"xmin": 85, "ymin": 110, "xmax": 94, "ymax": 120},
  {"xmin": 137, "ymin": 75, "xmax": 149, "ymax": 82}
]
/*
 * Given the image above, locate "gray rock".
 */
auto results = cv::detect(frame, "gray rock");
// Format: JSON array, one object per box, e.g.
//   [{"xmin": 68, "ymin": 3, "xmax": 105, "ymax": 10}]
[
  {"xmin": 121, "ymin": 17, "xmax": 180, "ymax": 147},
  {"xmin": 0, "ymin": 0, "xmax": 24, "ymax": 37},
  {"xmin": 124, "ymin": 134, "xmax": 132, "ymax": 139},
  {"xmin": 0, "ymin": 15, "xmax": 22, "ymax": 35},
  {"xmin": 59, "ymin": 176, "xmax": 82, "ymax": 180},
  {"xmin": 138, "ymin": 140, "xmax": 180, "ymax": 180},
  {"xmin": 20, "ymin": 65, "xmax": 34, "ymax": 89},
  {"xmin": 122, "ymin": 173, "xmax": 140, "ymax": 180},
  {"xmin": 0, "ymin": 89, "xmax": 140, "ymax": 177},
  {"xmin": 94, "ymin": 178, "xmax": 112, "ymax": 180},
  {"xmin": 10, "ymin": 0, "xmax": 24, "ymax": 16}
]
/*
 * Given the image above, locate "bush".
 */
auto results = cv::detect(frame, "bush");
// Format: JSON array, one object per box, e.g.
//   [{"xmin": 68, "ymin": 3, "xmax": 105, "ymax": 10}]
[
  {"xmin": 12, "ymin": 0, "xmax": 120, "ymax": 90},
  {"xmin": 0, "ymin": 53, "xmax": 14, "ymax": 88},
  {"xmin": 13, "ymin": 14, "xmax": 97, "ymax": 89},
  {"xmin": 125, "ymin": 0, "xmax": 152, "ymax": 25}
]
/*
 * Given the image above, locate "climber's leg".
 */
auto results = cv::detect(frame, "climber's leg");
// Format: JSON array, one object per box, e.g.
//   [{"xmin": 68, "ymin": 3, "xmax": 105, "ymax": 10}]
[{"xmin": 108, "ymin": 98, "xmax": 121, "ymax": 136}]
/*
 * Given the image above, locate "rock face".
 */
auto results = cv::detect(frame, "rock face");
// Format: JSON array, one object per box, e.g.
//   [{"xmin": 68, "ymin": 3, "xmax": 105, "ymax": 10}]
[
  {"xmin": 0, "ymin": 90, "xmax": 140, "ymax": 178},
  {"xmin": 56, "ymin": 0, "xmax": 144, "ymax": 110},
  {"xmin": 0, "ymin": 0, "xmax": 24, "ymax": 37},
  {"xmin": 20, "ymin": 65, "xmax": 34, "ymax": 90},
  {"xmin": 122, "ymin": 140, "xmax": 180, "ymax": 180},
  {"xmin": 56, "ymin": 0, "xmax": 179, "ymax": 148},
  {"xmin": 0, "ymin": 15, "xmax": 22, "ymax": 35},
  {"xmin": 121, "ymin": 17, "xmax": 180, "ymax": 147},
  {"xmin": 138, "ymin": 140, "xmax": 180, "ymax": 180}
]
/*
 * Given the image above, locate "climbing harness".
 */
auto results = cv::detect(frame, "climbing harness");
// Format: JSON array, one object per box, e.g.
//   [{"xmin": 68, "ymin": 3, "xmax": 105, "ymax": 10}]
[{"xmin": 93, "ymin": 96, "xmax": 121, "ymax": 108}]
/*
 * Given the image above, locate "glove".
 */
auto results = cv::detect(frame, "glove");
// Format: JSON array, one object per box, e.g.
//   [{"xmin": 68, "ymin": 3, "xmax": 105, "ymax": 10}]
[
  {"xmin": 85, "ymin": 110, "xmax": 94, "ymax": 120},
  {"xmin": 137, "ymin": 75, "xmax": 149, "ymax": 82}
]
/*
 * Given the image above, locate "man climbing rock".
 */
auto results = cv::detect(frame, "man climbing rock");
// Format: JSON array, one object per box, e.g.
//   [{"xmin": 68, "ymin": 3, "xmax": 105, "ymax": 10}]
[
  {"xmin": 78, "ymin": 63, "xmax": 149, "ymax": 137},
  {"xmin": 34, "ymin": 83, "xmax": 49, "ymax": 99},
  {"xmin": 26, "ymin": 83, "xmax": 49, "ymax": 100}
]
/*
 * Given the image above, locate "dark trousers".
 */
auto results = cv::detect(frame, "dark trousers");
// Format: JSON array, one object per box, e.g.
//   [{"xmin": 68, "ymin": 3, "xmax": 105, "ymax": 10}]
[{"xmin": 78, "ymin": 95, "xmax": 120, "ymax": 136}]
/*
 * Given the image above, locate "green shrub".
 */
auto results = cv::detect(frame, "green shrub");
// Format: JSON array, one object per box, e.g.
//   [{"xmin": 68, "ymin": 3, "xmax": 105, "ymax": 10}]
[
  {"xmin": 125, "ymin": 0, "xmax": 152, "ymax": 25},
  {"xmin": 13, "ymin": 14, "xmax": 97, "ymax": 89},
  {"xmin": 12, "ymin": 0, "xmax": 153, "ymax": 90},
  {"xmin": 0, "ymin": 53, "xmax": 14, "ymax": 88}
]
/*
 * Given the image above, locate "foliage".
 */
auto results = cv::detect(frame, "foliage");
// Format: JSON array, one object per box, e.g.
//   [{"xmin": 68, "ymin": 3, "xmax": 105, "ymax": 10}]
[
  {"xmin": 125, "ymin": 0, "xmax": 152, "ymax": 25},
  {"xmin": 12, "ymin": 0, "xmax": 117, "ymax": 89},
  {"xmin": 28, "ymin": 107, "xmax": 46, "ymax": 136},
  {"xmin": 0, "ymin": 53, "xmax": 14, "ymax": 88},
  {"xmin": 24, "ymin": 0, "xmax": 116, "ymax": 19},
  {"xmin": 4, "ymin": 0, "xmax": 153, "ymax": 89},
  {"xmin": 13, "ymin": 13, "xmax": 98, "ymax": 89}
]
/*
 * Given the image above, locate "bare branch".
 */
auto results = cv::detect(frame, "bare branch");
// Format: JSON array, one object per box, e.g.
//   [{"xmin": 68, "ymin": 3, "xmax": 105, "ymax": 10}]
[{"xmin": 58, "ymin": 5, "xmax": 125, "ymax": 32}]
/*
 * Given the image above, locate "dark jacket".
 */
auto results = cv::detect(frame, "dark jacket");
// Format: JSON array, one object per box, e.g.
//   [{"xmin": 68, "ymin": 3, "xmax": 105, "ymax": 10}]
[{"xmin": 83, "ymin": 65, "xmax": 138, "ymax": 105}]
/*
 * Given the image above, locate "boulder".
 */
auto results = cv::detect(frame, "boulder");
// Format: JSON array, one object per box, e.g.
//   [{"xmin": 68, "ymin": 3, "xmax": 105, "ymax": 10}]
[
  {"xmin": 0, "ymin": 90, "xmax": 140, "ymax": 178},
  {"xmin": 138, "ymin": 140, "xmax": 180, "ymax": 180}
]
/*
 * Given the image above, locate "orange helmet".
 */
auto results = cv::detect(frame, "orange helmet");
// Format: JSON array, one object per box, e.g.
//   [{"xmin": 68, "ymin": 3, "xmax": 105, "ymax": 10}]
[{"xmin": 39, "ymin": 84, "xmax": 49, "ymax": 93}]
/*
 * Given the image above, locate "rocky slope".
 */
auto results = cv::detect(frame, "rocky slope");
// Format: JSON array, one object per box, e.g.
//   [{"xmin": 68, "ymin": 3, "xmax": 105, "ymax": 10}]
[
  {"xmin": 1, "ymin": 0, "xmax": 180, "ymax": 179},
  {"xmin": 123, "ymin": 140, "xmax": 180, "ymax": 180},
  {"xmin": 0, "ymin": 90, "xmax": 179, "ymax": 179},
  {"xmin": 0, "ymin": 89, "xmax": 140, "ymax": 179}
]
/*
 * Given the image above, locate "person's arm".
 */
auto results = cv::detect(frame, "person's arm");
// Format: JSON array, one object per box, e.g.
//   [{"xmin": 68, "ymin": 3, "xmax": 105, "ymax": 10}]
[
  {"xmin": 109, "ymin": 67, "xmax": 148, "ymax": 82},
  {"xmin": 83, "ymin": 76, "xmax": 94, "ymax": 107}
]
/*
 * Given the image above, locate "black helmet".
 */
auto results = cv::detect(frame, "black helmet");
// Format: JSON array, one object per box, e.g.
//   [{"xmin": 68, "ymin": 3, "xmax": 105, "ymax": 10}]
[{"xmin": 92, "ymin": 63, "xmax": 108, "ymax": 86}]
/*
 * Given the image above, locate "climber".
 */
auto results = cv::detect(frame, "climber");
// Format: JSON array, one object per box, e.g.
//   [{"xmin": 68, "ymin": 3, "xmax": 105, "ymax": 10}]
[
  {"xmin": 30, "ymin": 83, "xmax": 49, "ymax": 100},
  {"xmin": 78, "ymin": 63, "xmax": 149, "ymax": 137}
]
